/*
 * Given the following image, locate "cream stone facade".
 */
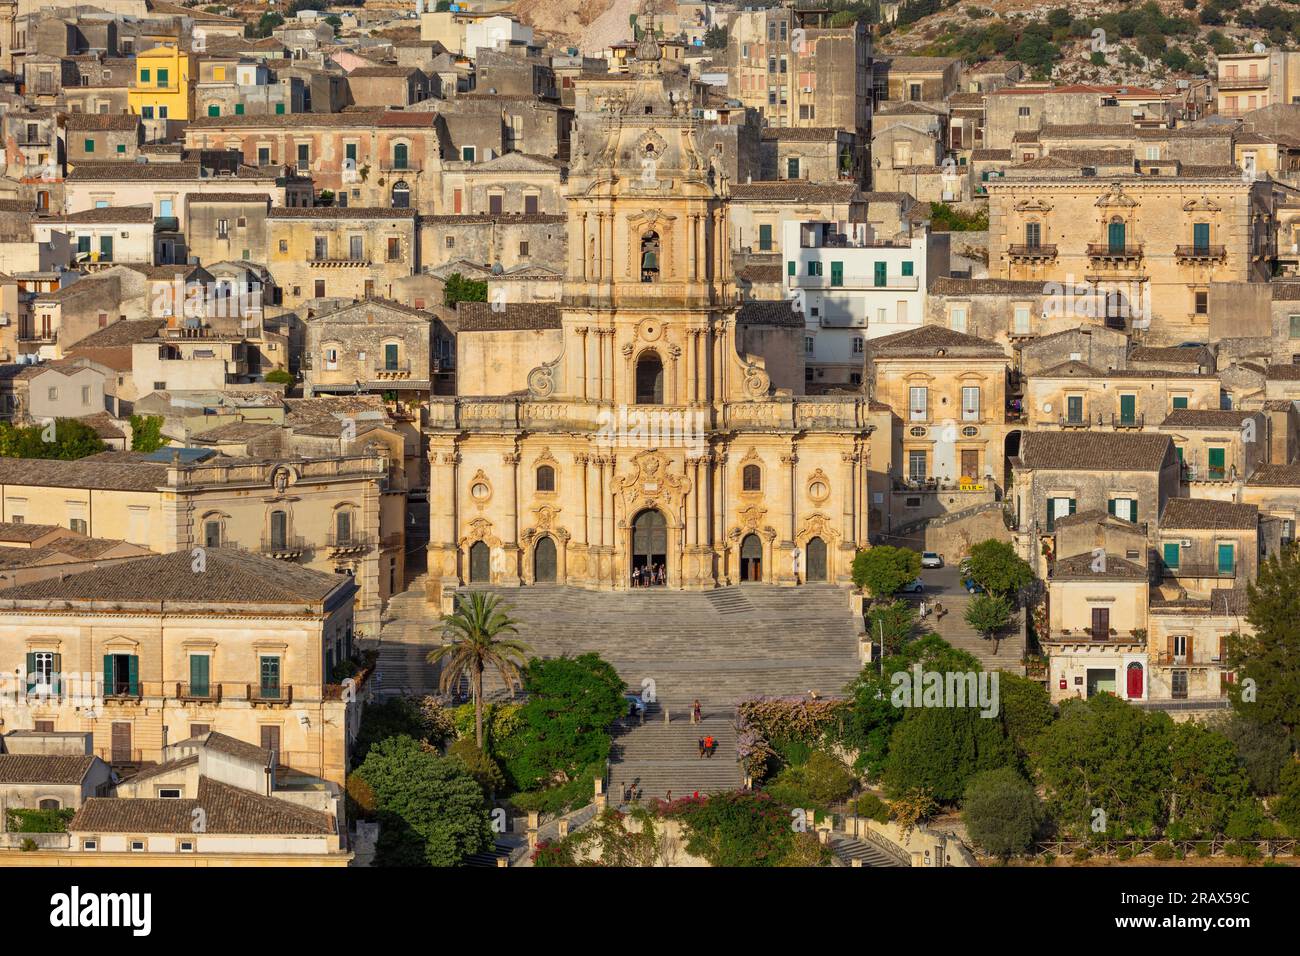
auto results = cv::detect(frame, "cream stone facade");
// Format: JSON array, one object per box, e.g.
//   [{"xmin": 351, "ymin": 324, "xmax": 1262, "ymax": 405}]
[
  {"xmin": 0, "ymin": 451, "xmax": 402, "ymax": 634},
  {"xmin": 987, "ymin": 174, "xmax": 1276, "ymax": 344},
  {"xmin": 0, "ymin": 551, "xmax": 359, "ymax": 788},
  {"xmin": 424, "ymin": 42, "xmax": 874, "ymax": 602}
]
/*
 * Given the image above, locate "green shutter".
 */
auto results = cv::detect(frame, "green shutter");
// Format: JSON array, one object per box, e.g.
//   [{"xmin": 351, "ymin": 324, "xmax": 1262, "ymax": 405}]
[
  {"xmin": 1107, "ymin": 499, "xmax": 1116, "ymax": 516},
  {"xmin": 758, "ymin": 224, "xmax": 772, "ymax": 251},
  {"xmin": 234, "ymin": 103, "xmax": 244, "ymax": 115},
  {"xmin": 1193, "ymin": 222, "xmax": 1209, "ymax": 250},
  {"xmin": 873, "ymin": 262, "xmax": 886, "ymax": 286},
  {"xmin": 84, "ymin": 138, "xmax": 94, "ymax": 153},
  {"xmin": 127, "ymin": 655, "xmax": 139, "ymax": 696},
  {"xmin": 1172, "ymin": 396, "xmax": 1188, "ymax": 409},
  {"xmin": 1208, "ymin": 447, "xmax": 1225, "ymax": 478},
  {"xmin": 1218, "ymin": 544, "xmax": 1235, "ymax": 575},
  {"xmin": 26, "ymin": 652, "xmax": 36, "ymax": 693},
  {"xmin": 275, "ymin": 103, "xmax": 285, "ymax": 115},
  {"xmin": 1131, "ymin": 500, "xmax": 1137, "ymax": 524},
  {"xmin": 1120, "ymin": 394, "xmax": 1136, "ymax": 424},
  {"xmin": 103, "ymin": 654, "xmax": 114, "ymax": 692},
  {"xmin": 99, "ymin": 235, "xmax": 113, "ymax": 259},
  {"xmin": 901, "ymin": 260, "xmax": 914, "ymax": 277},
  {"xmin": 787, "ymin": 260, "xmax": 796, "ymax": 277},
  {"xmin": 1163, "ymin": 542, "xmax": 1180, "ymax": 569},
  {"xmin": 51, "ymin": 653, "xmax": 61, "ymax": 695},
  {"xmin": 1069, "ymin": 499, "xmax": 1076, "ymax": 515},
  {"xmin": 1108, "ymin": 220, "xmax": 1126, "ymax": 252},
  {"xmin": 208, "ymin": 105, "xmax": 219, "ymax": 117},
  {"xmin": 830, "ymin": 261, "xmax": 843, "ymax": 287},
  {"xmin": 190, "ymin": 655, "xmax": 209, "ymax": 697}
]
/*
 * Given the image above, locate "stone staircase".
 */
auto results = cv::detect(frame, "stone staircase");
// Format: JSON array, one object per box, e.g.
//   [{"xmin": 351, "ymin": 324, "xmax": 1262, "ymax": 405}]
[
  {"xmin": 922, "ymin": 590, "xmax": 1025, "ymax": 674},
  {"xmin": 374, "ymin": 582, "xmax": 865, "ymax": 799},
  {"xmin": 827, "ymin": 832, "xmax": 908, "ymax": 868}
]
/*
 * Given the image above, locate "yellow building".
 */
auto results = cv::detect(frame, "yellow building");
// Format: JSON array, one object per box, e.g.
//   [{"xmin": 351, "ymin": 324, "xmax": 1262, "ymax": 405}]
[
  {"xmin": 425, "ymin": 38, "xmax": 875, "ymax": 599},
  {"xmin": 0, "ymin": 550, "xmax": 360, "ymax": 788},
  {"xmin": 128, "ymin": 43, "xmax": 194, "ymax": 123}
]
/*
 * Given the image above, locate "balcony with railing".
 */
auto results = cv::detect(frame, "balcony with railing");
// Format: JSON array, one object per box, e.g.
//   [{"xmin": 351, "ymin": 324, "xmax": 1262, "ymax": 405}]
[
  {"xmin": 1007, "ymin": 243, "xmax": 1057, "ymax": 261},
  {"xmin": 175, "ymin": 682, "xmax": 221, "ymax": 703},
  {"xmin": 1175, "ymin": 244, "xmax": 1227, "ymax": 263},
  {"xmin": 1161, "ymin": 561, "xmax": 1236, "ymax": 580},
  {"xmin": 1217, "ymin": 74, "xmax": 1269, "ymax": 89},
  {"xmin": 17, "ymin": 329, "xmax": 57, "ymax": 344},
  {"xmin": 259, "ymin": 534, "xmax": 308, "ymax": 558},
  {"xmin": 1110, "ymin": 413, "xmax": 1145, "ymax": 430},
  {"xmin": 373, "ymin": 360, "xmax": 412, "ymax": 379},
  {"xmin": 1154, "ymin": 651, "xmax": 1222, "ymax": 667},
  {"xmin": 247, "ymin": 683, "xmax": 293, "ymax": 706},
  {"xmin": 326, "ymin": 531, "xmax": 373, "ymax": 553},
  {"xmin": 1086, "ymin": 243, "xmax": 1144, "ymax": 263}
]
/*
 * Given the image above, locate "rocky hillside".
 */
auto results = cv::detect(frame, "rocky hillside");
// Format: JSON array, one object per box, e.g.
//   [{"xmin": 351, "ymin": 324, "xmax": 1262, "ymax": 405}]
[{"xmin": 878, "ymin": 0, "xmax": 1296, "ymax": 87}]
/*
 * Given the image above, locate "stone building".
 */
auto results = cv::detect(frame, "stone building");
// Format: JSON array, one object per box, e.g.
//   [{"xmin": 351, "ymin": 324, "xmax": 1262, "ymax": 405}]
[
  {"xmin": 986, "ymin": 170, "xmax": 1277, "ymax": 344},
  {"xmin": 184, "ymin": 111, "xmax": 449, "ymax": 214},
  {"xmin": 303, "ymin": 298, "xmax": 440, "ymax": 407},
  {"xmin": 266, "ymin": 207, "xmax": 417, "ymax": 310},
  {"xmin": 64, "ymin": 113, "xmax": 141, "ymax": 163},
  {"xmin": 423, "ymin": 38, "xmax": 876, "ymax": 601},
  {"xmin": 1011, "ymin": 431, "xmax": 1180, "ymax": 575},
  {"xmin": 0, "ymin": 450, "xmax": 402, "ymax": 633},
  {"xmin": 0, "ymin": 550, "xmax": 359, "ymax": 787},
  {"xmin": 725, "ymin": 5, "xmax": 872, "ymax": 144}
]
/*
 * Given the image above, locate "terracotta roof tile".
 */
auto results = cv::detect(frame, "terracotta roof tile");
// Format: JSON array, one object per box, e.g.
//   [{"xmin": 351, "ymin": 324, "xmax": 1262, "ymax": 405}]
[
  {"xmin": 70, "ymin": 777, "xmax": 334, "ymax": 835},
  {"xmin": 1160, "ymin": 497, "xmax": 1257, "ymax": 531}
]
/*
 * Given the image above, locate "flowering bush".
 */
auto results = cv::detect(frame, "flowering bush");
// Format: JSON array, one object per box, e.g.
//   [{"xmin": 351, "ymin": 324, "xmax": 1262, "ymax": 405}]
[{"xmin": 735, "ymin": 695, "xmax": 849, "ymax": 781}]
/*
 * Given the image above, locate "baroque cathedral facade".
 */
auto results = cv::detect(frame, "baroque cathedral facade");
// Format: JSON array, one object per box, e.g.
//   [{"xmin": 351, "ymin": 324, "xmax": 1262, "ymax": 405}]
[{"xmin": 425, "ymin": 36, "xmax": 875, "ymax": 600}]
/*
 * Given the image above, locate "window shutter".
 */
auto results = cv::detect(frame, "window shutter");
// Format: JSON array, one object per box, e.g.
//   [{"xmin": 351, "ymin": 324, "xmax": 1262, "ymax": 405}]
[
  {"xmin": 103, "ymin": 654, "xmax": 114, "ymax": 692},
  {"xmin": 1168, "ymin": 635, "xmax": 1176, "ymax": 658},
  {"xmin": 1069, "ymin": 499, "xmax": 1077, "ymax": 515},
  {"xmin": 1131, "ymin": 501, "xmax": 1137, "ymax": 524},
  {"xmin": 26, "ymin": 652, "xmax": 35, "ymax": 693},
  {"xmin": 127, "ymin": 655, "xmax": 139, "ymax": 696},
  {"xmin": 1107, "ymin": 499, "xmax": 1116, "ymax": 516},
  {"xmin": 51, "ymin": 653, "xmax": 62, "ymax": 695},
  {"xmin": 1185, "ymin": 634, "xmax": 1194, "ymax": 662}
]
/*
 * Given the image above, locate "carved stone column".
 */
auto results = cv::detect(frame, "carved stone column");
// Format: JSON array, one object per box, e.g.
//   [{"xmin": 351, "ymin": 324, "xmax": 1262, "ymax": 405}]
[
  {"xmin": 841, "ymin": 451, "xmax": 856, "ymax": 546},
  {"xmin": 502, "ymin": 451, "xmax": 522, "ymax": 585},
  {"xmin": 576, "ymin": 326, "xmax": 589, "ymax": 400},
  {"xmin": 577, "ymin": 453, "xmax": 590, "ymax": 546},
  {"xmin": 667, "ymin": 343, "xmax": 681, "ymax": 405}
]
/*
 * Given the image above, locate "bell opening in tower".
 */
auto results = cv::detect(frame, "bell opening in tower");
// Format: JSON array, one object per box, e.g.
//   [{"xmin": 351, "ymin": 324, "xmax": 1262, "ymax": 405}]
[{"xmin": 640, "ymin": 230, "xmax": 660, "ymax": 283}]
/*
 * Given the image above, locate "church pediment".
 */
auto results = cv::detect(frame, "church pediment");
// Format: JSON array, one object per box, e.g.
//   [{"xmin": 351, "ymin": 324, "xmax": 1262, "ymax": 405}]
[
  {"xmin": 1095, "ymin": 183, "xmax": 1139, "ymax": 208},
  {"xmin": 1183, "ymin": 195, "xmax": 1222, "ymax": 212}
]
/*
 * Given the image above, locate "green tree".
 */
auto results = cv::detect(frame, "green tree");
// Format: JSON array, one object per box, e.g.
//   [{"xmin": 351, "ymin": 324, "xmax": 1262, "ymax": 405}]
[
  {"xmin": 0, "ymin": 420, "xmax": 105, "ymax": 460},
  {"xmin": 962, "ymin": 767, "xmax": 1042, "ymax": 857},
  {"xmin": 1032, "ymin": 695, "xmax": 1172, "ymax": 838},
  {"xmin": 1275, "ymin": 762, "xmax": 1300, "ymax": 834},
  {"xmin": 884, "ymin": 706, "xmax": 1015, "ymax": 802},
  {"xmin": 703, "ymin": 25, "xmax": 727, "ymax": 48},
  {"xmin": 354, "ymin": 695, "xmax": 452, "ymax": 764},
  {"xmin": 502, "ymin": 653, "xmax": 625, "ymax": 792},
  {"xmin": 128, "ymin": 414, "xmax": 166, "ymax": 453},
  {"xmin": 353, "ymin": 735, "xmax": 492, "ymax": 866},
  {"xmin": 1217, "ymin": 715, "xmax": 1292, "ymax": 794},
  {"xmin": 1225, "ymin": 545, "xmax": 1300, "ymax": 747},
  {"xmin": 1168, "ymin": 721, "xmax": 1251, "ymax": 837},
  {"xmin": 427, "ymin": 592, "xmax": 530, "ymax": 751},
  {"xmin": 842, "ymin": 635, "xmax": 980, "ymax": 777},
  {"xmin": 866, "ymin": 599, "xmax": 917, "ymax": 656},
  {"xmin": 247, "ymin": 11, "xmax": 283, "ymax": 38},
  {"xmin": 447, "ymin": 736, "xmax": 506, "ymax": 797},
  {"xmin": 263, "ymin": 369, "xmax": 294, "ymax": 387},
  {"xmin": 851, "ymin": 545, "xmax": 921, "ymax": 600},
  {"xmin": 964, "ymin": 593, "xmax": 1014, "ymax": 653},
  {"xmin": 998, "ymin": 672, "xmax": 1055, "ymax": 763},
  {"xmin": 443, "ymin": 272, "xmax": 488, "ymax": 307},
  {"xmin": 965, "ymin": 539, "xmax": 1034, "ymax": 598}
]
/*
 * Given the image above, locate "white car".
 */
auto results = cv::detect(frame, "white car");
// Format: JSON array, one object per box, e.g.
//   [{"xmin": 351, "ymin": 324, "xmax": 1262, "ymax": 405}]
[
  {"xmin": 898, "ymin": 578, "xmax": 925, "ymax": 594},
  {"xmin": 921, "ymin": 552, "xmax": 944, "ymax": 569}
]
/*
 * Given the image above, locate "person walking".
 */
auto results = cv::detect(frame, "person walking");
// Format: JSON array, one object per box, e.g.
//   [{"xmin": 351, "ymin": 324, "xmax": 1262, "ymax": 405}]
[
  {"xmin": 703, "ymin": 734, "xmax": 715, "ymax": 758},
  {"xmin": 697, "ymin": 737, "xmax": 706, "ymax": 758},
  {"xmin": 692, "ymin": 699, "xmax": 702, "ymax": 725}
]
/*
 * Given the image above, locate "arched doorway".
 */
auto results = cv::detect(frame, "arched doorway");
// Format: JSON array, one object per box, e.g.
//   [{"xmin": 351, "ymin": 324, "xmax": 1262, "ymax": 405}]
[
  {"xmin": 635, "ymin": 352, "xmax": 664, "ymax": 405},
  {"xmin": 468, "ymin": 541, "xmax": 490, "ymax": 583},
  {"xmin": 1126, "ymin": 661, "xmax": 1144, "ymax": 699},
  {"xmin": 631, "ymin": 509, "xmax": 667, "ymax": 585},
  {"xmin": 740, "ymin": 533, "xmax": 762, "ymax": 582},
  {"xmin": 806, "ymin": 537, "xmax": 827, "ymax": 582},
  {"xmin": 533, "ymin": 535, "xmax": 557, "ymax": 583}
]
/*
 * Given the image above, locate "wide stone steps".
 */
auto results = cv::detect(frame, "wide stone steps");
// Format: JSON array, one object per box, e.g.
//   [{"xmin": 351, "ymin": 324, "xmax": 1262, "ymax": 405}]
[
  {"xmin": 828, "ymin": 833, "xmax": 908, "ymax": 868},
  {"xmin": 610, "ymin": 709, "xmax": 742, "ymax": 800}
]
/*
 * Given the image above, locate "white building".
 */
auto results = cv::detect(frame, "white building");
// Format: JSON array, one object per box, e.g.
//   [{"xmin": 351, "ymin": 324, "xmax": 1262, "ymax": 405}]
[
  {"xmin": 782, "ymin": 220, "xmax": 947, "ymax": 388},
  {"xmin": 464, "ymin": 15, "xmax": 533, "ymax": 58}
]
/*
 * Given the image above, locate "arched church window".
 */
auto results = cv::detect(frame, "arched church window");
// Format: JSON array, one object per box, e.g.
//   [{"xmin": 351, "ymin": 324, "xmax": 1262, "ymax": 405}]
[
  {"xmin": 640, "ymin": 230, "xmax": 660, "ymax": 283},
  {"xmin": 742, "ymin": 464, "xmax": 762, "ymax": 492},
  {"xmin": 536, "ymin": 464, "xmax": 555, "ymax": 492},
  {"xmin": 635, "ymin": 352, "xmax": 664, "ymax": 405}
]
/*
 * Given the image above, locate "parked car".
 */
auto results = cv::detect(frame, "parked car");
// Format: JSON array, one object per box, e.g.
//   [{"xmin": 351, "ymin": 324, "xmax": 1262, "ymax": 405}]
[
  {"xmin": 963, "ymin": 578, "xmax": 986, "ymax": 595},
  {"xmin": 899, "ymin": 578, "xmax": 925, "ymax": 594},
  {"xmin": 921, "ymin": 551, "xmax": 944, "ymax": 569}
]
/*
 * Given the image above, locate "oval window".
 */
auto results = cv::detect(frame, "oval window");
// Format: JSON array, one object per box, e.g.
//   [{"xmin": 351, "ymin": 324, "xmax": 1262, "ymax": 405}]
[
  {"xmin": 471, "ymin": 482, "xmax": 490, "ymax": 501},
  {"xmin": 909, "ymin": 426, "xmax": 927, "ymax": 438},
  {"xmin": 809, "ymin": 480, "xmax": 828, "ymax": 499},
  {"xmin": 961, "ymin": 426, "xmax": 978, "ymax": 437}
]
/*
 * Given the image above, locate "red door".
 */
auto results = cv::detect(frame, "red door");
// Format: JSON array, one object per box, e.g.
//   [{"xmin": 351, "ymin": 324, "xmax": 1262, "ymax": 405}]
[{"xmin": 1126, "ymin": 662, "xmax": 1144, "ymax": 699}]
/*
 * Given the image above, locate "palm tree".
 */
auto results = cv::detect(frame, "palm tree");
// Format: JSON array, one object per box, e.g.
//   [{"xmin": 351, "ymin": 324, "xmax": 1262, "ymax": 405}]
[{"xmin": 427, "ymin": 592, "xmax": 530, "ymax": 750}]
